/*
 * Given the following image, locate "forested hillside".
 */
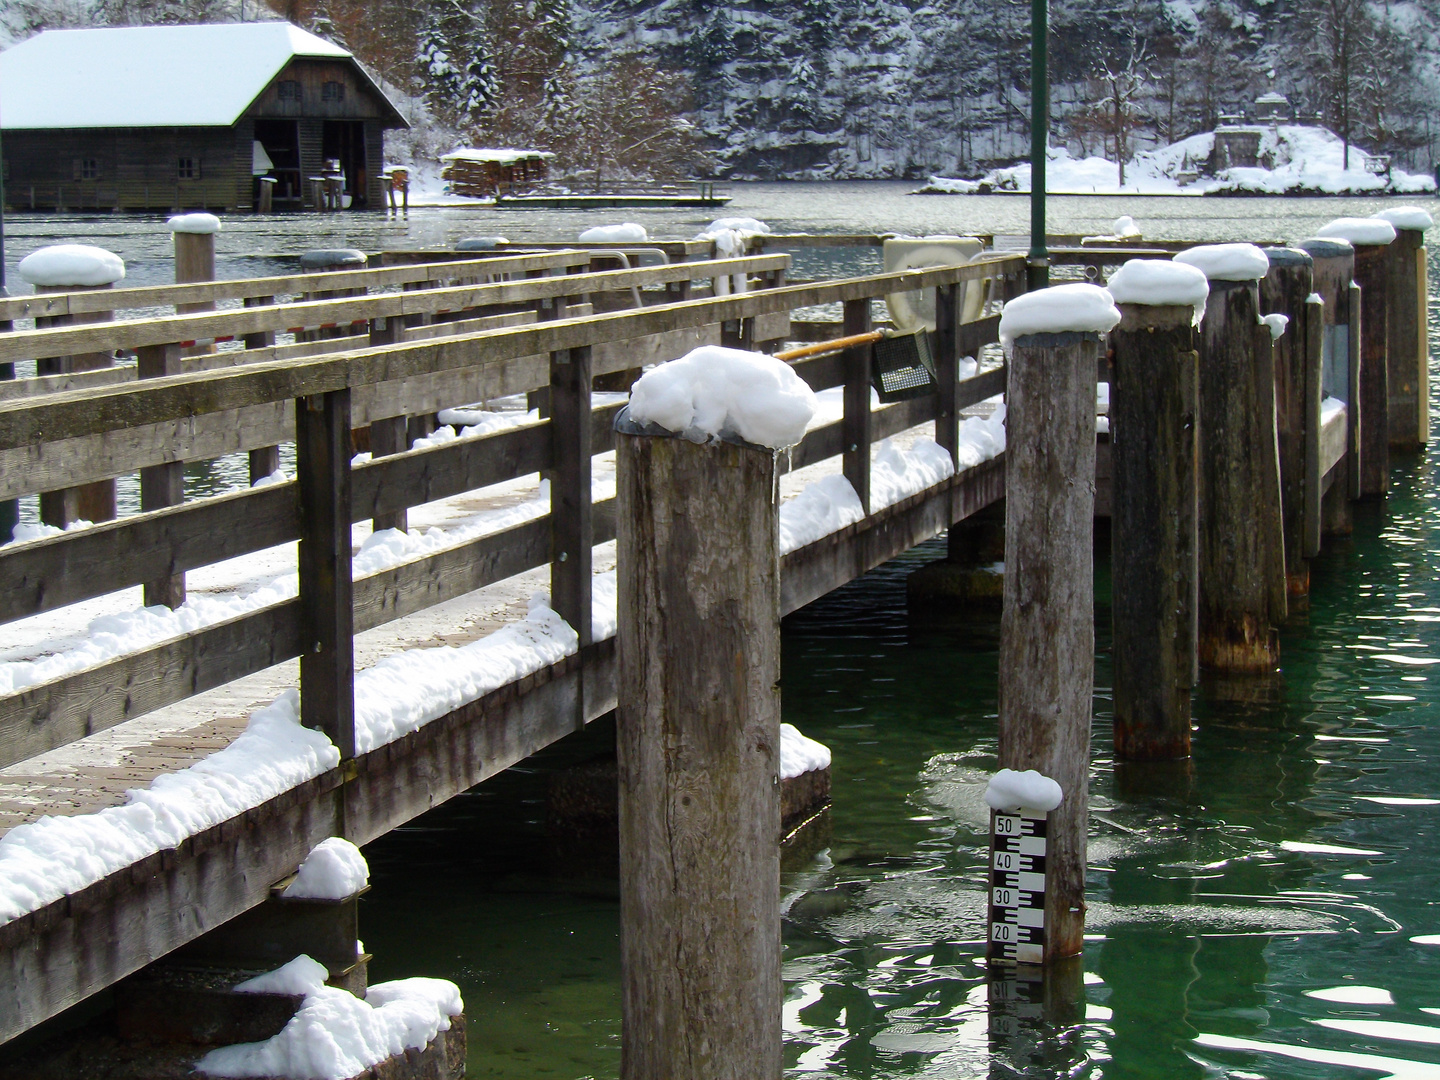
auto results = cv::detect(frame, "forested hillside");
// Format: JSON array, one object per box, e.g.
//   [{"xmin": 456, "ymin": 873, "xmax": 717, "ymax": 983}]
[{"xmin": 3, "ymin": 0, "xmax": 1437, "ymax": 181}]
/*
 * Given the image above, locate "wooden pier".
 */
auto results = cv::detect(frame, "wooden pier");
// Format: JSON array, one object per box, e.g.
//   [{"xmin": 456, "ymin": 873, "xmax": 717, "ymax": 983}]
[{"xmin": 0, "ymin": 221, "xmax": 1426, "ymax": 1072}]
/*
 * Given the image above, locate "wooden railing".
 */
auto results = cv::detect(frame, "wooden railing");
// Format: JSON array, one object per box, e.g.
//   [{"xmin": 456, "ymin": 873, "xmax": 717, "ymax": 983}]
[{"xmin": 0, "ymin": 252, "xmax": 1025, "ymax": 769}]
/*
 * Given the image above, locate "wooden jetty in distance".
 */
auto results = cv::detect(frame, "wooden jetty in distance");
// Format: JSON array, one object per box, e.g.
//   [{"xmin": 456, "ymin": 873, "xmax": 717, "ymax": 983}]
[
  {"xmin": 494, "ymin": 181, "xmax": 731, "ymax": 209},
  {"xmin": 0, "ymin": 214, "xmax": 1427, "ymax": 1075}
]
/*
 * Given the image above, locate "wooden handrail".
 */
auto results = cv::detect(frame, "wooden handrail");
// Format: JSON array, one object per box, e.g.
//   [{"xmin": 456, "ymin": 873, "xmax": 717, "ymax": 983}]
[
  {"xmin": 0, "ymin": 250, "xmax": 594, "ymax": 323},
  {"xmin": 0, "ymin": 254, "xmax": 791, "ymax": 365},
  {"xmin": 0, "ymin": 253, "xmax": 1024, "ymax": 450}
]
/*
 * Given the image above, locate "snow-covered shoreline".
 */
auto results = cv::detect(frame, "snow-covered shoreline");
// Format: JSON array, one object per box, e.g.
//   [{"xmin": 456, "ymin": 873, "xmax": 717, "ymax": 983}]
[{"xmin": 918, "ymin": 126, "xmax": 1437, "ymax": 198}]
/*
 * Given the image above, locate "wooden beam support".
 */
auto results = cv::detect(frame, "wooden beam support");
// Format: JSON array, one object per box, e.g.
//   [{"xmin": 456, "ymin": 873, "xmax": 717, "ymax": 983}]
[
  {"xmin": 998, "ymin": 329, "xmax": 1099, "ymax": 963},
  {"xmin": 296, "ymin": 389, "xmax": 355, "ymax": 760},
  {"xmin": 1109, "ymin": 304, "xmax": 1198, "ymax": 761},
  {"xmin": 1260, "ymin": 247, "xmax": 1316, "ymax": 607},
  {"xmin": 1196, "ymin": 280, "xmax": 1286, "ymax": 673},
  {"xmin": 616, "ymin": 421, "xmax": 781, "ymax": 1080},
  {"xmin": 933, "ymin": 284, "xmax": 960, "ymax": 465},
  {"xmin": 1352, "ymin": 241, "xmax": 1390, "ymax": 496},
  {"xmin": 136, "ymin": 342, "xmax": 187, "ymax": 608},
  {"xmin": 550, "ymin": 345, "xmax": 593, "ymax": 652}
]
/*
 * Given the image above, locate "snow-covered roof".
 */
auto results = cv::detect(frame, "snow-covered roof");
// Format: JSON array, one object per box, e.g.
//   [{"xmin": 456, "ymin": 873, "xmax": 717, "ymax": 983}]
[
  {"xmin": 1256, "ymin": 91, "xmax": 1289, "ymax": 105},
  {"xmin": 0, "ymin": 22, "xmax": 394, "ymax": 130},
  {"xmin": 441, "ymin": 148, "xmax": 555, "ymax": 164}
]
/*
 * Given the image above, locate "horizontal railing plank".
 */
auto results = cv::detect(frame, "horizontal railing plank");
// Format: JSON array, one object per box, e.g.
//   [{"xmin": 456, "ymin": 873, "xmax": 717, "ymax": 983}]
[
  {"xmin": 0, "ymin": 490, "xmax": 621, "ymax": 770},
  {"xmin": 2, "ymin": 401, "xmax": 629, "ymax": 621},
  {"xmin": 0, "ymin": 255, "xmax": 790, "ymax": 366},
  {"xmin": 0, "ymin": 255, "xmax": 1022, "ymax": 451},
  {"xmin": 0, "ymin": 250, "xmax": 593, "ymax": 323}
]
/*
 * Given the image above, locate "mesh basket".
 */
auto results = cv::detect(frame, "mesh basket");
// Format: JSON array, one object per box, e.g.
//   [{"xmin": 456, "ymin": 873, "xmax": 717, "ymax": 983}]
[{"xmin": 870, "ymin": 328, "xmax": 937, "ymax": 403}]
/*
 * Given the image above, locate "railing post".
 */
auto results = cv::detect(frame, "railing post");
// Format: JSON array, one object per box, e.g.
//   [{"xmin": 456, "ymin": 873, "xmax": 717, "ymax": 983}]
[
  {"xmin": 842, "ymin": 297, "xmax": 873, "ymax": 513},
  {"xmin": 366, "ymin": 313, "xmax": 409, "ymax": 534},
  {"xmin": 137, "ymin": 342, "xmax": 187, "ymax": 607},
  {"xmin": 551, "ymin": 343, "xmax": 593, "ymax": 668},
  {"xmin": 297, "ymin": 388, "xmax": 355, "ymax": 760},
  {"xmin": 1193, "ymin": 274, "xmax": 1286, "ymax": 672},
  {"xmin": 998, "ymin": 314, "xmax": 1106, "ymax": 963},
  {"xmin": 615, "ymin": 414, "xmax": 782, "ymax": 1080},
  {"xmin": 933, "ymin": 283, "xmax": 960, "ymax": 465},
  {"xmin": 1109, "ymin": 299, "xmax": 1199, "ymax": 760},
  {"xmin": 171, "ymin": 214, "xmax": 218, "ymax": 358},
  {"xmin": 1260, "ymin": 247, "xmax": 1316, "ymax": 607},
  {"xmin": 27, "ymin": 251, "xmax": 122, "ymax": 526}
]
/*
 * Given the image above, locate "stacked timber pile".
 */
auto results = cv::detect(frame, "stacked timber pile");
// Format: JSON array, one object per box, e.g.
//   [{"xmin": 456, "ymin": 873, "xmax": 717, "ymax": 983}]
[{"xmin": 440, "ymin": 148, "xmax": 553, "ymax": 197}]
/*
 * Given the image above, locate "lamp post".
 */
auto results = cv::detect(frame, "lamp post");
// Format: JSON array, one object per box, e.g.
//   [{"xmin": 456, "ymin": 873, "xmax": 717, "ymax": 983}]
[
  {"xmin": 0, "ymin": 123, "xmax": 14, "ymax": 544},
  {"xmin": 1028, "ymin": 0, "xmax": 1049, "ymax": 291}
]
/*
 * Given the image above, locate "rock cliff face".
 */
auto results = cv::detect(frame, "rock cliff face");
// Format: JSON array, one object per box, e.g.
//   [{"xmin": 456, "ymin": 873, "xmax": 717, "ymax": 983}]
[{"xmin": 572, "ymin": 0, "xmax": 1440, "ymax": 180}]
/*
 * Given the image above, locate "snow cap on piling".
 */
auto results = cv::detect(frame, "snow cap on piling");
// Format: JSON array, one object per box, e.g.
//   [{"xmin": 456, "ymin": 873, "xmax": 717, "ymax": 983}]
[
  {"xmin": 1105, "ymin": 258, "xmax": 1209, "ymax": 326},
  {"xmin": 1260, "ymin": 313, "xmax": 1289, "ymax": 340},
  {"xmin": 282, "ymin": 836, "xmax": 369, "ymax": 900},
  {"xmin": 18, "ymin": 244, "xmax": 124, "ymax": 287},
  {"xmin": 1371, "ymin": 206, "xmax": 1435, "ymax": 232},
  {"xmin": 1172, "ymin": 243, "xmax": 1270, "ymax": 282},
  {"xmin": 997, "ymin": 282, "xmax": 1121, "ymax": 352},
  {"xmin": 1315, "ymin": 217, "xmax": 1397, "ymax": 246},
  {"xmin": 167, "ymin": 212, "xmax": 222, "ymax": 234},
  {"xmin": 578, "ymin": 222, "xmax": 648, "ymax": 243},
  {"xmin": 985, "ymin": 768, "xmax": 1064, "ymax": 813},
  {"xmin": 627, "ymin": 344, "xmax": 818, "ymax": 449}
]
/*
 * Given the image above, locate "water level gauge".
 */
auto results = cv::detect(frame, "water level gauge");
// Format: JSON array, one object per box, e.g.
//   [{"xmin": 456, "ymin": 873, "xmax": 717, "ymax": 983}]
[{"xmin": 987, "ymin": 809, "xmax": 1048, "ymax": 965}]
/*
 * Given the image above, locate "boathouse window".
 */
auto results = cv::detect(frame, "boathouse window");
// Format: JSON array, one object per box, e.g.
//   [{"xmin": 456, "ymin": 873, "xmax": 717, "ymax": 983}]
[
  {"xmin": 177, "ymin": 157, "xmax": 200, "ymax": 180},
  {"xmin": 74, "ymin": 157, "xmax": 99, "ymax": 180},
  {"xmin": 322, "ymin": 81, "xmax": 345, "ymax": 102},
  {"xmin": 277, "ymin": 80, "xmax": 301, "ymax": 101}
]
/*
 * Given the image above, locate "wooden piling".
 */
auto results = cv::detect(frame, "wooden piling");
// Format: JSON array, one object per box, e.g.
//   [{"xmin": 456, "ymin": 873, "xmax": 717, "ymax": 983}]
[
  {"xmin": 1260, "ymin": 248, "xmax": 1317, "ymax": 605},
  {"xmin": 1385, "ymin": 225, "xmax": 1428, "ymax": 449},
  {"xmin": 615, "ymin": 417, "xmax": 781, "ymax": 1079},
  {"xmin": 999, "ymin": 329, "xmax": 1098, "ymax": 961},
  {"xmin": 1109, "ymin": 304, "xmax": 1198, "ymax": 760},
  {"xmin": 1196, "ymin": 279, "xmax": 1286, "ymax": 672},
  {"xmin": 1352, "ymin": 239, "xmax": 1391, "ymax": 496},
  {"xmin": 1298, "ymin": 238, "xmax": 1358, "ymax": 536}
]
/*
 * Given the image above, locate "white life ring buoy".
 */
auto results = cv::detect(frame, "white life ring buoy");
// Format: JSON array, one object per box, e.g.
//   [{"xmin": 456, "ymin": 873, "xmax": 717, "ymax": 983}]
[{"xmin": 883, "ymin": 237, "xmax": 987, "ymax": 331}]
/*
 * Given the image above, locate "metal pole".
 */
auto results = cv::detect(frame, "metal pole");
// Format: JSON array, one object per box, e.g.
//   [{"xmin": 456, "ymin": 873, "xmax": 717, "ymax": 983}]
[
  {"xmin": 0, "ymin": 124, "xmax": 14, "ymax": 545},
  {"xmin": 1027, "ymin": 0, "xmax": 1049, "ymax": 290}
]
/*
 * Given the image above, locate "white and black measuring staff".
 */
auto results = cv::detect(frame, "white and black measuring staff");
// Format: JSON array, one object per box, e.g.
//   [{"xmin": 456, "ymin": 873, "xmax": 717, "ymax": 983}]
[
  {"xmin": 983, "ymin": 768, "xmax": 1064, "ymax": 966},
  {"xmin": 987, "ymin": 806, "xmax": 1048, "ymax": 965}
]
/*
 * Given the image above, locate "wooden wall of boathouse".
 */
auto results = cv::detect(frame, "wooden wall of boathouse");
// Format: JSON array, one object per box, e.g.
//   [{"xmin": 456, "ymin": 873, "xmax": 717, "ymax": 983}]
[{"xmin": 1, "ymin": 58, "xmax": 397, "ymax": 213}]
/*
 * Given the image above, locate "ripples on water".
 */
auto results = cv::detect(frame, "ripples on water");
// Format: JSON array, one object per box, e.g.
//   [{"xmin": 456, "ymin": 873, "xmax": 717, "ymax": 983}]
[{"xmin": 11, "ymin": 191, "xmax": 1440, "ymax": 1077}]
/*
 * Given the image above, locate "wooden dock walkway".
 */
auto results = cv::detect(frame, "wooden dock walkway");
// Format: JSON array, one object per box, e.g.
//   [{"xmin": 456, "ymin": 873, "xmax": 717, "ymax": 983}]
[{"xmin": 0, "ymin": 223, "xmax": 1407, "ymax": 1054}]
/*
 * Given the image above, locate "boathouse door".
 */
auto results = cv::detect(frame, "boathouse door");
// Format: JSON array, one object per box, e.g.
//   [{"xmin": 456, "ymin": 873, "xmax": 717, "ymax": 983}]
[
  {"xmin": 254, "ymin": 119, "xmax": 302, "ymax": 209},
  {"xmin": 322, "ymin": 120, "xmax": 367, "ymax": 209}
]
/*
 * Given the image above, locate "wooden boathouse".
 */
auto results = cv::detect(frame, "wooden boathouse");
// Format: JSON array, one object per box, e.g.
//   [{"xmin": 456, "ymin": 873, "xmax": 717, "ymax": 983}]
[{"xmin": 0, "ymin": 22, "xmax": 407, "ymax": 213}]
